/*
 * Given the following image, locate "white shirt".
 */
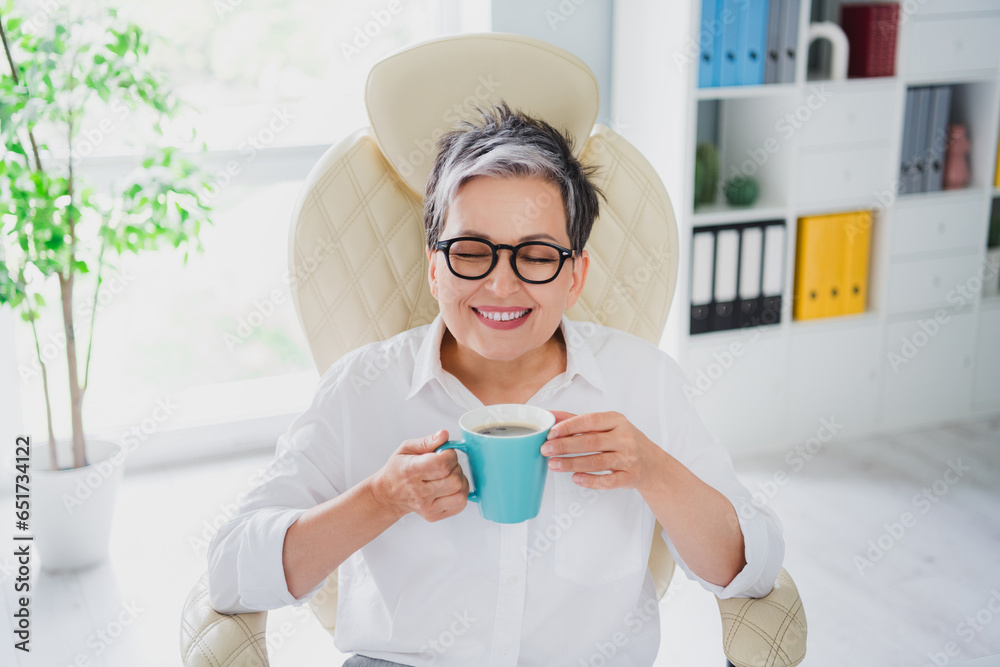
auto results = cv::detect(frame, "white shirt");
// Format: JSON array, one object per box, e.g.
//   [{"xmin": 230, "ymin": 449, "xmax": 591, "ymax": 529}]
[{"xmin": 206, "ymin": 314, "xmax": 785, "ymax": 667}]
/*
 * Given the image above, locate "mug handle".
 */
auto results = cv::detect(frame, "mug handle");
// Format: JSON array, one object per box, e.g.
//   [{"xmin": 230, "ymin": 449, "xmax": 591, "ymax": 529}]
[{"xmin": 435, "ymin": 441, "xmax": 479, "ymax": 503}]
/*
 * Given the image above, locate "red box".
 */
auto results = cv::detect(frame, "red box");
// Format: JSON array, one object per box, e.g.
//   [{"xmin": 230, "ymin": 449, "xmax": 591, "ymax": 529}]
[{"xmin": 840, "ymin": 3, "xmax": 900, "ymax": 78}]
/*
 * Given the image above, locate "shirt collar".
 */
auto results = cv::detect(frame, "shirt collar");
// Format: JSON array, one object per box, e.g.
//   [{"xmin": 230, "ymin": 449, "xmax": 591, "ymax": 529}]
[{"xmin": 405, "ymin": 312, "xmax": 605, "ymax": 401}]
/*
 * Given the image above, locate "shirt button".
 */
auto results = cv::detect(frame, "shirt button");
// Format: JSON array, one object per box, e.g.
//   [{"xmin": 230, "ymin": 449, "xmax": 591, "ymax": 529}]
[
  {"xmin": 501, "ymin": 644, "xmax": 510, "ymax": 655},
  {"xmin": 506, "ymin": 576, "xmax": 517, "ymax": 586}
]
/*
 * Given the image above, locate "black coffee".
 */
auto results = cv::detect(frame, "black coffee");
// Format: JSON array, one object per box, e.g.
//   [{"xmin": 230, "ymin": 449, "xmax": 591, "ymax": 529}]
[{"xmin": 474, "ymin": 423, "xmax": 539, "ymax": 437}]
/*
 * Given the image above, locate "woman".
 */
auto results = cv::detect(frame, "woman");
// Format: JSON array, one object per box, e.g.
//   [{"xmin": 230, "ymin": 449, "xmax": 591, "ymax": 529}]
[{"xmin": 206, "ymin": 101, "xmax": 785, "ymax": 666}]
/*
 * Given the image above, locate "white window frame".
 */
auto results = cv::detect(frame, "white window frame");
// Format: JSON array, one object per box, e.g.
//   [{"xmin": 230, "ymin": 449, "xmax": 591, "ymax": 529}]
[
  {"xmin": 4, "ymin": 0, "xmax": 490, "ymax": 474},
  {"xmin": 6, "ymin": 144, "xmax": 330, "ymax": 475}
]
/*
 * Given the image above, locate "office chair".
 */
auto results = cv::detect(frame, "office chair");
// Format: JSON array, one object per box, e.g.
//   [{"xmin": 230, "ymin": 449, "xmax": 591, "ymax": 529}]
[{"xmin": 180, "ymin": 32, "xmax": 806, "ymax": 667}]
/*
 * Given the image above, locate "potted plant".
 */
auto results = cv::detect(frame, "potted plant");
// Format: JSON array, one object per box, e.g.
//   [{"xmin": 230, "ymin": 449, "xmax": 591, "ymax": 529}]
[{"xmin": 0, "ymin": 1, "xmax": 214, "ymax": 570}]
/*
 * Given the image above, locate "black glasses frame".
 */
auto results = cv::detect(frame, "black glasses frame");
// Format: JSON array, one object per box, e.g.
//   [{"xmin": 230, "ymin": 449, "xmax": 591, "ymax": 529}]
[{"xmin": 434, "ymin": 236, "xmax": 575, "ymax": 284}]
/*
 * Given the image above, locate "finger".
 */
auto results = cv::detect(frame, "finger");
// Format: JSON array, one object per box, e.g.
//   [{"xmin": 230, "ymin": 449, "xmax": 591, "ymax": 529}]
[
  {"xmin": 429, "ymin": 485, "xmax": 469, "ymax": 515},
  {"xmin": 423, "ymin": 463, "xmax": 465, "ymax": 491},
  {"xmin": 420, "ymin": 455, "xmax": 460, "ymax": 483},
  {"xmin": 549, "ymin": 451, "xmax": 616, "ymax": 474},
  {"xmin": 571, "ymin": 470, "xmax": 629, "ymax": 491},
  {"xmin": 542, "ymin": 432, "xmax": 612, "ymax": 457},
  {"xmin": 546, "ymin": 411, "xmax": 619, "ymax": 441},
  {"xmin": 548, "ymin": 410, "xmax": 577, "ymax": 426},
  {"xmin": 399, "ymin": 429, "xmax": 449, "ymax": 455}
]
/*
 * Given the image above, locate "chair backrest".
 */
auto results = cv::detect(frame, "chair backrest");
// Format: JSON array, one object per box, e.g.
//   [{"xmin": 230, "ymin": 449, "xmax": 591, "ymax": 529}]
[{"xmin": 287, "ymin": 32, "xmax": 681, "ymax": 635}]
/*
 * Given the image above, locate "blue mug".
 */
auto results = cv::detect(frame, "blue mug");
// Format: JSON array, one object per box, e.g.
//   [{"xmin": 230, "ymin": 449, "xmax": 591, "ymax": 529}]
[{"xmin": 435, "ymin": 404, "xmax": 555, "ymax": 524}]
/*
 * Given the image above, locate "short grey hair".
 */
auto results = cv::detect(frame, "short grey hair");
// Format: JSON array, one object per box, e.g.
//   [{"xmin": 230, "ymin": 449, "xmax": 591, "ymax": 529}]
[{"xmin": 423, "ymin": 100, "xmax": 604, "ymax": 253}]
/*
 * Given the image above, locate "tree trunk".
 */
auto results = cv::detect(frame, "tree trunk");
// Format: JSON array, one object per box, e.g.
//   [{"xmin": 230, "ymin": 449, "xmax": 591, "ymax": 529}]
[{"xmin": 59, "ymin": 272, "xmax": 87, "ymax": 469}]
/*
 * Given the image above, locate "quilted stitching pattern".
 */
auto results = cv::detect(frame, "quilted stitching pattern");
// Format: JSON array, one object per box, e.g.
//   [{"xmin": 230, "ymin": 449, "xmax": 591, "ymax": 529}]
[
  {"xmin": 717, "ymin": 568, "xmax": 808, "ymax": 667},
  {"xmin": 180, "ymin": 574, "xmax": 270, "ymax": 667},
  {"xmin": 564, "ymin": 125, "xmax": 679, "ymax": 344},
  {"xmin": 289, "ymin": 130, "xmax": 436, "ymax": 374}
]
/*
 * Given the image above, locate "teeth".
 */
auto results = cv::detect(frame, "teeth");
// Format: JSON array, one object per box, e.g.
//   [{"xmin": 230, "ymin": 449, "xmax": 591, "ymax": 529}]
[{"xmin": 477, "ymin": 309, "xmax": 529, "ymax": 322}]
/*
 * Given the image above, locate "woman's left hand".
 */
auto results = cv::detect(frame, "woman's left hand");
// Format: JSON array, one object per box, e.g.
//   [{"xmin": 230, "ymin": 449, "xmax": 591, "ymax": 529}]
[{"xmin": 540, "ymin": 411, "xmax": 666, "ymax": 493}]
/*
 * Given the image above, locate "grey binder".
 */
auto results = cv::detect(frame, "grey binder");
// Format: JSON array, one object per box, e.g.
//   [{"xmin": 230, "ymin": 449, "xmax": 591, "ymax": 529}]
[
  {"xmin": 899, "ymin": 88, "xmax": 917, "ymax": 195},
  {"xmin": 777, "ymin": 0, "xmax": 800, "ymax": 84},
  {"xmin": 765, "ymin": 0, "xmax": 785, "ymax": 84},
  {"xmin": 924, "ymin": 85, "xmax": 952, "ymax": 193},
  {"xmin": 912, "ymin": 87, "xmax": 932, "ymax": 194}
]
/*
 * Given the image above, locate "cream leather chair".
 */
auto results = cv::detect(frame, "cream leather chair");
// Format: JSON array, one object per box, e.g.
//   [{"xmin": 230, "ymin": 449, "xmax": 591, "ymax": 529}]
[{"xmin": 180, "ymin": 33, "xmax": 806, "ymax": 667}]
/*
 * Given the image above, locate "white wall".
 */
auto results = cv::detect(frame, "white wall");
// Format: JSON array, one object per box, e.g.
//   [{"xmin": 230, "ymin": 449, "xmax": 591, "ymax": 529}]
[{"xmin": 491, "ymin": 0, "xmax": 615, "ymax": 127}]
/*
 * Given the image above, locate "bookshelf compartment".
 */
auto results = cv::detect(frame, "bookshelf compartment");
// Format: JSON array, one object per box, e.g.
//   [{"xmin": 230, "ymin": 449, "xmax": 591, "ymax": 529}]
[
  {"xmin": 693, "ymin": 96, "xmax": 796, "ymax": 212},
  {"xmin": 898, "ymin": 81, "xmax": 998, "ymax": 196},
  {"xmin": 885, "ymin": 252, "xmax": 984, "ymax": 315},
  {"xmin": 797, "ymin": 84, "xmax": 897, "ymax": 149},
  {"xmin": 786, "ymin": 321, "xmax": 880, "ymax": 442},
  {"xmin": 795, "ymin": 145, "xmax": 891, "ymax": 206},
  {"xmin": 696, "ymin": 0, "xmax": 801, "ymax": 89},
  {"xmin": 806, "ymin": 0, "xmax": 901, "ymax": 82},
  {"xmin": 880, "ymin": 312, "xmax": 975, "ymax": 430},
  {"xmin": 679, "ymin": 334, "xmax": 788, "ymax": 452},
  {"xmin": 689, "ymin": 220, "xmax": 787, "ymax": 335},
  {"xmin": 901, "ymin": 14, "xmax": 1000, "ymax": 80},
  {"xmin": 890, "ymin": 195, "xmax": 986, "ymax": 258},
  {"xmin": 792, "ymin": 210, "xmax": 872, "ymax": 321},
  {"xmin": 914, "ymin": 0, "xmax": 1000, "ymax": 14}
]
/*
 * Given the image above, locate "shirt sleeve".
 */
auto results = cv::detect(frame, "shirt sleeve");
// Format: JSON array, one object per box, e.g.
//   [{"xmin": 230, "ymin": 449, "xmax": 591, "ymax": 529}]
[
  {"xmin": 206, "ymin": 372, "xmax": 347, "ymax": 614},
  {"xmin": 655, "ymin": 354, "xmax": 785, "ymax": 599}
]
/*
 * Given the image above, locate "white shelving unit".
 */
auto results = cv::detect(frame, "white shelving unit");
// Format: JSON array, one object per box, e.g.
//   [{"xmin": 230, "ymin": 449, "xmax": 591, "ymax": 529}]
[{"xmin": 612, "ymin": 0, "xmax": 1000, "ymax": 456}]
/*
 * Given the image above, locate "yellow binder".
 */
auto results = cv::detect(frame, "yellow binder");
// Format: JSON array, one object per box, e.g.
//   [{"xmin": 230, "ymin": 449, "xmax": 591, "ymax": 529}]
[
  {"xmin": 841, "ymin": 211, "xmax": 872, "ymax": 316},
  {"xmin": 794, "ymin": 211, "xmax": 871, "ymax": 320},
  {"xmin": 823, "ymin": 213, "xmax": 848, "ymax": 317},
  {"xmin": 794, "ymin": 215, "xmax": 827, "ymax": 320}
]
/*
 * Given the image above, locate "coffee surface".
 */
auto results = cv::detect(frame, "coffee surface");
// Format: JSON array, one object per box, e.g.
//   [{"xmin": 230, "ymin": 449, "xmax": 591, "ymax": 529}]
[{"xmin": 474, "ymin": 423, "xmax": 539, "ymax": 437}]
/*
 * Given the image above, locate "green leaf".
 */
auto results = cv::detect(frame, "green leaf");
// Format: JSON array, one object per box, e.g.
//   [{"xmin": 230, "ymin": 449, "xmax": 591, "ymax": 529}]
[
  {"xmin": 72, "ymin": 259, "xmax": 89, "ymax": 274},
  {"xmin": 33, "ymin": 292, "xmax": 45, "ymax": 307}
]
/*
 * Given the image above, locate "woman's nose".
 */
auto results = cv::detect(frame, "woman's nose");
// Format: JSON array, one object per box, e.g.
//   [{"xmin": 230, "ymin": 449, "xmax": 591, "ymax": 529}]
[{"xmin": 485, "ymin": 251, "xmax": 521, "ymax": 297}]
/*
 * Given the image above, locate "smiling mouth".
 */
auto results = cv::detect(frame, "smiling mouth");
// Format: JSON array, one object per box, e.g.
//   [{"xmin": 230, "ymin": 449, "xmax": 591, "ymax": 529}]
[{"xmin": 472, "ymin": 308, "xmax": 532, "ymax": 322}]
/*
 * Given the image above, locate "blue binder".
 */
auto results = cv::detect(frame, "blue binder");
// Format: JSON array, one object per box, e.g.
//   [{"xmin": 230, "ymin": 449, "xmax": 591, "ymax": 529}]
[
  {"xmin": 699, "ymin": 0, "xmax": 719, "ymax": 87},
  {"xmin": 741, "ymin": 0, "xmax": 770, "ymax": 86},
  {"xmin": 720, "ymin": 0, "xmax": 742, "ymax": 86}
]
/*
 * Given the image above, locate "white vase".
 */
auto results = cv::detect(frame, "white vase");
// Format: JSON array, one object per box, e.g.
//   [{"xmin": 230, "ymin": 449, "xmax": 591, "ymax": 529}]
[{"xmin": 29, "ymin": 438, "xmax": 125, "ymax": 572}]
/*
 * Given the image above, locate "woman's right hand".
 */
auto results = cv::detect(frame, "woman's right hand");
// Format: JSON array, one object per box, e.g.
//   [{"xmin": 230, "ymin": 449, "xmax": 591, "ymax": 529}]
[{"xmin": 370, "ymin": 429, "xmax": 470, "ymax": 522}]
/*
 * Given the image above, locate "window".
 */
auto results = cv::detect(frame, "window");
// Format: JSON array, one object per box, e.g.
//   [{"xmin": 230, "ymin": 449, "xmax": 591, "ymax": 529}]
[{"xmin": 7, "ymin": 0, "xmax": 491, "ymax": 467}]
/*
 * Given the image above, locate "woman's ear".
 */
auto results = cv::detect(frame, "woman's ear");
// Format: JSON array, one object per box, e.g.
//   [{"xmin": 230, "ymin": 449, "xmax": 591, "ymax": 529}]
[
  {"xmin": 564, "ymin": 249, "xmax": 589, "ymax": 310},
  {"xmin": 426, "ymin": 246, "xmax": 438, "ymax": 299}
]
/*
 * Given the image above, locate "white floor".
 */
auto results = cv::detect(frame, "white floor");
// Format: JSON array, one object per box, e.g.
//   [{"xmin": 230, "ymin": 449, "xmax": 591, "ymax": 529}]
[{"xmin": 2, "ymin": 414, "xmax": 998, "ymax": 666}]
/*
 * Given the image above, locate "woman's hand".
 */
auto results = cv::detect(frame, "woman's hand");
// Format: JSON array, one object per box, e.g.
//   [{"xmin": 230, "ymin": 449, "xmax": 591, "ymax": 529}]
[
  {"xmin": 540, "ymin": 411, "xmax": 667, "ymax": 494},
  {"xmin": 370, "ymin": 430, "xmax": 470, "ymax": 522}
]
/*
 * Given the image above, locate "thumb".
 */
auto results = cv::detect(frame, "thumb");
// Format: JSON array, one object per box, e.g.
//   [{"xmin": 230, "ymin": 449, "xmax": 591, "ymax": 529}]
[{"xmin": 403, "ymin": 429, "xmax": 449, "ymax": 454}]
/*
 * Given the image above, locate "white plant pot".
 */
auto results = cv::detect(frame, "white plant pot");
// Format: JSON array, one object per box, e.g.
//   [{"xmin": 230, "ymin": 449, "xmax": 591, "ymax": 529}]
[{"xmin": 29, "ymin": 438, "xmax": 126, "ymax": 572}]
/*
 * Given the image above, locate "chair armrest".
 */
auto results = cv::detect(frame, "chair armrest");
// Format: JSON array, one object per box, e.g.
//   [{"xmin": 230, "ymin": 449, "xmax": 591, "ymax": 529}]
[
  {"xmin": 180, "ymin": 573, "xmax": 271, "ymax": 667},
  {"xmin": 716, "ymin": 568, "xmax": 807, "ymax": 667}
]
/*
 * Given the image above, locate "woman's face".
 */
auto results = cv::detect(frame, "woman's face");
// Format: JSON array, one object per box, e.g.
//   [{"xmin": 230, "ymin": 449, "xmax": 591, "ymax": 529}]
[{"xmin": 427, "ymin": 174, "xmax": 589, "ymax": 363}]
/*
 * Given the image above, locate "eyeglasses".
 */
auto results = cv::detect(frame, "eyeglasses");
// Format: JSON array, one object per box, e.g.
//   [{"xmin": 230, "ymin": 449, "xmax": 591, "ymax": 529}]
[{"xmin": 433, "ymin": 236, "xmax": 575, "ymax": 284}]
